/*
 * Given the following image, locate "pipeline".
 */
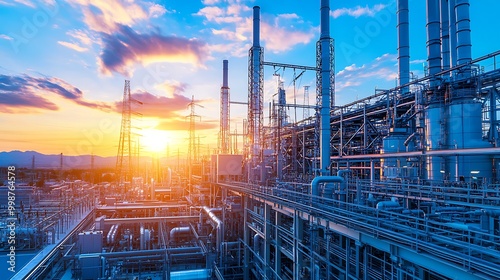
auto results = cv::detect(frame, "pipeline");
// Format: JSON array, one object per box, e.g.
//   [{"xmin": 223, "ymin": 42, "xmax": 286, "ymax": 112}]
[
  {"xmin": 202, "ymin": 206, "xmax": 223, "ymax": 253},
  {"xmin": 311, "ymin": 176, "xmax": 344, "ymax": 197},
  {"xmin": 170, "ymin": 226, "xmax": 191, "ymax": 240}
]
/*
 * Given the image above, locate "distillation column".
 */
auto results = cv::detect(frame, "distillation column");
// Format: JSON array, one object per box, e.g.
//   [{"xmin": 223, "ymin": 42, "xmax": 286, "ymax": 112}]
[
  {"xmin": 446, "ymin": 0, "xmax": 492, "ymax": 181},
  {"xmin": 425, "ymin": 0, "xmax": 444, "ymax": 180}
]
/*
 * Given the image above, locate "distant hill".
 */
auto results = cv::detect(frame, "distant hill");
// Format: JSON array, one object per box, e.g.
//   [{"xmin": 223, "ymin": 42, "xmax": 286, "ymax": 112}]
[{"xmin": 0, "ymin": 151, "xmax": 116, "ymax": 169}]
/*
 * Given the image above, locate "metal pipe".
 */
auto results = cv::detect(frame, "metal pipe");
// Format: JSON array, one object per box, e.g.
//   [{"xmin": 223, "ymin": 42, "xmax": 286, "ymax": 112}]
[
  {"xmin": 319, "ymin": 0, "xmax": 332, "ymax": 175},
  {"xmin": 426, "ymin": 0, "xmax": 442, "ymax": 88},
  {"xmin": 203, "ymin": 206, "xmax": 223, "ymax": 252},
  {"xmin": 169, "ymin": 226, "xmax": 191, "ymax": 239},
  {"xmin": 376, "ymin": 201, "xmax": 400, "ymax": 210},
  {"xmin": 397, "ymin": 0, "xmax": 410, "ymax": 92},
  {"xmin": 310, "ymin": 176, "xmax": 344, "ymax": 197},
  {"xmin": 455, "ymin": 0, "xmax": 472, "ymax": 79}
]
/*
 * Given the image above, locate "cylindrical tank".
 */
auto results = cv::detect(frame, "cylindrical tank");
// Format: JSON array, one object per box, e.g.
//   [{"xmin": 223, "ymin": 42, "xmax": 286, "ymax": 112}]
[
  {"xmin": 381, "ymin": 129, "xmax": 414, "ymax": 179},
  {"xmin": 425, "ymin": 104, "xmax": 444, "ymax": 180},
  {"xmin": 447, "ymin": 99, "xmax": 492, "ymax": 180}
]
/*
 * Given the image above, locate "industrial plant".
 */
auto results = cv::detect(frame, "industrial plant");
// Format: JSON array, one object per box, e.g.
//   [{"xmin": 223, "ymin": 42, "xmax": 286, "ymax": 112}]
[{"xmin": 2, "ymin": 0, "xmax": 500, "ymax": 279}]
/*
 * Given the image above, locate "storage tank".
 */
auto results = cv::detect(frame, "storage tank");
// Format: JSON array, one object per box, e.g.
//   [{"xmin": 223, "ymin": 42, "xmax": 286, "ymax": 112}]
[
  {"xmin": 425, "ymin": 104, "xmax": 444, "ymax": 180},
  {"xmin": 381, "ymin": 128, "xmax": 415, "ymax": 179},
  {"xmin": 447, "ymin": 98, "xmax": 492, "ymax": 181}
]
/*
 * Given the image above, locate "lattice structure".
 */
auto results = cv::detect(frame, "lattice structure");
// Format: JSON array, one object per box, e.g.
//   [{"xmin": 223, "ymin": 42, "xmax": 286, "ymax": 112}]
[
  {"xmin": 247, "ymin": 46, "xmax": 264, "ymax": 171},
  {"xmin": 116, "ymin": 80, "xmax": 132, "ymax": 184}
]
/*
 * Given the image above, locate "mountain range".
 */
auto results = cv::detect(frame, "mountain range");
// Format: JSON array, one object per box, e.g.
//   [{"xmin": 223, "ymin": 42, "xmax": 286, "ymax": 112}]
[{"xmin": 0, "ymin": 151, "xmax": 116, "ymax": 169}]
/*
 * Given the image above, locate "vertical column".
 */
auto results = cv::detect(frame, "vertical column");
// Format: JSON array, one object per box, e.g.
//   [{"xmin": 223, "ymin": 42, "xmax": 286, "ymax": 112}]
[
  {"xmin": 243, "ymin": 196, "xmax": 250, "ymax": 279},
  {"xmin": 319, "ymin": 0, "xmax": 333, "ymax": 175},
  {"xmin": 397, "ymin": 0, "xmax": 410, "ymax": 92},
  {"xmin": 293, "ymin": 211, "xmax": 304, "ymax": 279},
  {"xmin": 264, "ymin": 204, "xmax": 272, "ymax": 278},
  {"xmin": 275, "ymin": 212, "xmax": 282, "ymax": 278},
  {"xmin": 426, "ymin": 0, "xmax": 442, "ymax": 88}
]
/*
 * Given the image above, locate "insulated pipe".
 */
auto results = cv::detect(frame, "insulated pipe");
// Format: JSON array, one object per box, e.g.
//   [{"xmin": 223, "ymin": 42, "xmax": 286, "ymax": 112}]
[
  {"xmin": 169, "ymin": 226, "xmax": 191, "ymax": 239},
  {"xmin": 426, "ymin": 0, "xmax": 442, "ymax": 88},
  {"xmin": 202, "ymin": 206, "xmax": 223, "ymax": 252},
  {"xmin": 455, "ymin": 0, "xmax": 472, "ymax": 79},
  {"xmin": 440, "ymin": 0, "xmax": 450, "ymax": 72},
  {"xmin": 311, "ymin": 176, "xmax": 344, "ymax": 197},
  {"xmin": 319, "ymin": 0, "xmax": 332, "ymax": 175},
  {"xmin": 253, "ymin": 234, "xmax": 261, "ymax": 256},
  {"xmin": 397, "ymin": 0, "xmax": 410, "ymax": 92},
  {"xmin": 376, "ymin": 201, "xmax": 400, "ymax": 210}
]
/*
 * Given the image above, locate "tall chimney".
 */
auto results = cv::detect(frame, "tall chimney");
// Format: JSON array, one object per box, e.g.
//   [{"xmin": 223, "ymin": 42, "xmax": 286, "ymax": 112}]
[
  {"xmin": 397, "ymin": 0, "xmax": 410, "ymax": 92},
  {"xmin": 319, "ymin": 0, "xmax": 332, "ymax": 175},
  {"xmin": 253, "ymin": 6, "xmax": 260, "ymax": 47},
  {"xmin": 426, "ymin": 0, "xmax": 442, "ymax": 88},
  {"xmin": 220, "ymin": 60, "xmax": 230, "ymax": 154}
]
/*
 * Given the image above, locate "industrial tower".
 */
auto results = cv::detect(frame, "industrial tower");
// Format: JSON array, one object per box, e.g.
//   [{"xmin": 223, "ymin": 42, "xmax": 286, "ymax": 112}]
[
  {"xmin": 220, "ymin": 60, "xmax": 230, "ymax": 154},
  {"xmin": 116, "ymin": 80, "xmax": 133, "ymax": 184}
]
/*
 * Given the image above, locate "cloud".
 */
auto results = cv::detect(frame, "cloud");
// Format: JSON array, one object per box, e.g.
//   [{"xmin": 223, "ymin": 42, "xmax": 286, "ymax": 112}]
[
  {"xmin": 410, "ymin": 59, "xmax": 426, "ymax": 64},
  {"xmin": 67, "ymin": 0, "xmax": 149, "ymax": 33},
  {"xmin": 155, "ymin": 119, "xmax": 218, "ymax": 131},
  {"xmin": 148, "ymin": 3, "xmax": 168, "ymax": 18},
  {"xmin": 68, "ymin": 30, "xmax": 92, "ymax": 45},
  {"xmin": 331, "ymin": 4, "xmax": 386, "ymax": 19},
  {"xmin": 154, "ymin": 80, "xmax": 188, "ymax": 98},
  {"xmin": 260, "ymin": 19, "xmax": 314, "ymax": 52},
  {"xmin": 58, "ymin": 41, "xmax": 88, "ymax": 52},
  {"xmin": 202, "ymin": 0, "xmax": 221, "ymax": 5},
  {"xmin": 196, "ymin": 3, "xmax": 314, "ymax": 55},
  {"xmin": 98, "ymin": 25, "xmax": 208, "ymax": 76},
  {"xmin": 0, "ymin": 34, "xmax": 13, "ymax": 40},
  {"xmin": 0, "ymin": 74, "xmax": 111, "ymax": 113},
  {"xmin": 114, "ymin": 90, "xmax": 191, "ymax": 119},
  {"xmin": 336, "ymin": 53, "xmax": 398, "ymax": 93}
]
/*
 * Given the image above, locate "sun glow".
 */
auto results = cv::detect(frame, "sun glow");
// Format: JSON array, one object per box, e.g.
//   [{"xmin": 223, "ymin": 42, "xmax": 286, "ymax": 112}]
[{"xmin": 141, "ymin": 129, "xmax": 170, "ymax": 153}]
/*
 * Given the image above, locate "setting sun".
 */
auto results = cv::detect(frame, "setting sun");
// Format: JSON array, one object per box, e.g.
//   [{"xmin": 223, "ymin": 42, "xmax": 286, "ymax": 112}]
[{"xmin": 141, "ymin": 129, "xmax": 170, "ymax": 153}]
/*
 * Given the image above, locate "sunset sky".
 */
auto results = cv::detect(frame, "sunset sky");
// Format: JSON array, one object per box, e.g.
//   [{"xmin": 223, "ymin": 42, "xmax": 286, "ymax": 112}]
[{"xmin": 1, "ymin": 0, "xmax": 499, "ymax": 157}]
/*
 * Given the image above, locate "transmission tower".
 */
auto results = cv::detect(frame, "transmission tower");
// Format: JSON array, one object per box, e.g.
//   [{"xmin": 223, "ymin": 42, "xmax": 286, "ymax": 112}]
[
  {"xmin": 187, "ymin": 95, "xmax": 203, "ymax": 190},
  {"xmin": 116, "ymin": 80, "xmax": 142, "ymax": 185}
]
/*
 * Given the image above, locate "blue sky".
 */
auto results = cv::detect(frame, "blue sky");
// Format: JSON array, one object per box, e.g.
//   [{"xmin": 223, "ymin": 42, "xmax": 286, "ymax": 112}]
[{"xmin": 0, "ymin": 0, "xmax": 499, "ymax": 156}]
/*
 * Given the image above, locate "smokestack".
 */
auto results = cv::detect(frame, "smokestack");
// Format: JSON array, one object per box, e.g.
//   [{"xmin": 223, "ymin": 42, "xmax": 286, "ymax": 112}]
[
  {"xmin": 397, "ymin": 0, "xmax": 410, "ymax": 92},
  {"xmin": 223, "ymin": 60, "xmax": 228, "ymax": 88},
  {"xmin": 253, "ymin": 6, "xmax": 260, "ymax": 47},
  {"xmin": 426, "ymin": 0, "xmax": 442, "ymax": 88},
  {"xmin": 221, "ymin": 60, "xmax": 230, "ymax": 154},
  {"xmin": 455, "ymin": 0, "xmax": 472, "ymax": 79},
  {"xmin": 319, "ymin": 0, "xmax": 332, "ymax": 175},
  {"xmin": 440, "ymin": 0, "xmax": 450, "ymax": 73},
  {"xmin": 248, "ymin": 5, "xmax": 263, "ymax": 178}
]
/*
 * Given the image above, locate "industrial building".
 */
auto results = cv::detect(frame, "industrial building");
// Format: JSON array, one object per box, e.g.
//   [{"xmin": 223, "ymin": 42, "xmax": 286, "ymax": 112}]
[{"xmin": 4, "ymin": 0, "xmax": 500, "ymax": 279}]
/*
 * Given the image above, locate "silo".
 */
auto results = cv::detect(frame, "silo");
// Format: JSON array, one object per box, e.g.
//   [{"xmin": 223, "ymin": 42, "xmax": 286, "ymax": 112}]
[
  {"xmin": 425, "ymin": 104, "xmax": 444, "ymax": 180},
  {"xmin": 447, "ymin": 98, "xmax": 492, "ymax": 180}
]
